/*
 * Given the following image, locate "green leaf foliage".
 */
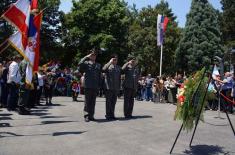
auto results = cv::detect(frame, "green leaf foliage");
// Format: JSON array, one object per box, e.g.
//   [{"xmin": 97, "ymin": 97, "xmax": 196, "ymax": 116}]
[
  {"xmin": 176, "ymin": 0, "xmax": 224, "ymax": 73},
  {"xmin": 0, "ymin": 0, "xmax": 18, "ymax": 60},
  {"xmin": 220, "ymin": 0, "xmax": 235, "ymax": 48},
  {"xmin": 128, "ymin": 1, "xmax": 181, "ymax": 75},
  {"xmin": 174, "ymin": 68, "xmax": 213, "ymax": 131},
  {"xmin": 62, "ymin": 0, "xmax": 131, "ymax": 65},
  {"xmin": 38, "ymin": 0, "xmax": 64, "ymax": 64}
]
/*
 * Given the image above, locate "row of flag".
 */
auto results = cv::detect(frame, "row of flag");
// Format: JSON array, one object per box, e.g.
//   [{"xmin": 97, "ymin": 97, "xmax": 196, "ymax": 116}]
[{"xmin": 1, "ymin": 0, "xmax": 42, "ymax": 84}]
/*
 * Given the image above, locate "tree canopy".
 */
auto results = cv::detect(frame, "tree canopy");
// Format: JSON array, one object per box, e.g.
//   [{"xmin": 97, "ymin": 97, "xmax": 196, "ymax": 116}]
[
  {"xmin": 176, "ymin": 0, "xmax": 224, "ymax": 73},
  {"xmin": 128, "ymin": 1, "xmax": 181, "ymax": 75},
  {"xmin": 62, "ymin": 0, "xmax": 131, "ymax": 65},
  {"xmin": 220, "ymin": 0, "xmax": 235, "ymax": 48}
]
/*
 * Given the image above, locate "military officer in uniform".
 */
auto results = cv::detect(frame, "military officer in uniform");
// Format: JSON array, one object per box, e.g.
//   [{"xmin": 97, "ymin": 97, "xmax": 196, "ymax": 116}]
[
  {"xmin": 18, "ymin": 59, "xmax": 30, "ymax": 115},
  {"xmin": 122, "ymin": 55, "xmax": 140, "ymax": 119},
  {"xmin": 102, "ymin": 54, "xmax": 121, "ymax": 120},
  {"xmin": 78, "ymin": 49, "xmax": 101, "ymax": 122}
]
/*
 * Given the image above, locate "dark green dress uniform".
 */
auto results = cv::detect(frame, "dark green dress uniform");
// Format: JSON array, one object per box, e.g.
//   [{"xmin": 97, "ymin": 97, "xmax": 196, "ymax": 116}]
[
  {"xmin": 79, "ymin": 56, "xmax": 101, "ymax": 120},
  {"xmin": 122, "ymin": 62, "xmax": 140, "ymax": 118},
  {"xmin": 102, "ymin": 62, "xmax": 121, "ymax": 119},
  {"xmin": 18, "ymin": 60, "xmax": 30, "ymax": 114}
]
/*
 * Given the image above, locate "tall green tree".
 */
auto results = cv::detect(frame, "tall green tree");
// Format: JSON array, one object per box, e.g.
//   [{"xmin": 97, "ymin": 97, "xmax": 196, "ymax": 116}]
[
  {"xmin": 128, "ymin": 1, "xmax": 181, "ymax": 75},
  {"xmin": 176, "ymin": 0, "xmax": 224, "ymax": 73},
  {"xmin": 62, "ymin": 0, "xmax": 130, "ymax": 65},
  {"xmin": 220, "ymin": 0, "xmax": 235, "ymax": 48},
  {"xmin": 0, "ymin": 0, "xmax": 17, "ymax": 59},
  {"xmin": 38, "ymin": 0, "xmax": 63, "ymax": 64},
  {"xmin": 0, "ymin": 0, "xmax": 15, "ymax": 41}
]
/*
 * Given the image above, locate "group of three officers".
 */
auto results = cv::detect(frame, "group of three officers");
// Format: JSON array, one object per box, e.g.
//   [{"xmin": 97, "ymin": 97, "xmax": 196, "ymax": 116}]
[{"xmin": 78, "ymin": 50, "xmax": 140, "ymax": 122}]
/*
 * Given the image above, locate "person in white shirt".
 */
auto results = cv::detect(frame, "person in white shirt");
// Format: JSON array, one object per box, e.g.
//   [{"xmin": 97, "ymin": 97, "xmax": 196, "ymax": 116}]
[
  {"xmin": 37, "ymin": 70, "xmax": 44, "ymax": 105},
  {"xmin": 7, "ymin": 55, "xmax": 22, "ymax": 111}
]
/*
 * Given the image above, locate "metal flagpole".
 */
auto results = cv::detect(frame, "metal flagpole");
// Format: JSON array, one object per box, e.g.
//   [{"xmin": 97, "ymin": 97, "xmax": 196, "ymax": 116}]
[{"xmin": 160, "ymin": 44, "xmax": 163, "ymax": 77}]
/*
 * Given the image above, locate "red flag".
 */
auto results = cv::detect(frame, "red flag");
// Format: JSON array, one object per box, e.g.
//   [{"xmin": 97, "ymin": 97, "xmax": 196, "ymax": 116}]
[
  {"xmin": 33, "ymin": 11, "xmax": 42, "ymax": 72},
  {"xmin": 31, "ymin": 0, "xmax": 38, "ymax": 11},
  {"xmin": 163, "ymin": 17, "xmax": 169, "ymax": 32},
  {"xmin": 2, "ymin": 0, "xmax": 30, "ymax": 35}
]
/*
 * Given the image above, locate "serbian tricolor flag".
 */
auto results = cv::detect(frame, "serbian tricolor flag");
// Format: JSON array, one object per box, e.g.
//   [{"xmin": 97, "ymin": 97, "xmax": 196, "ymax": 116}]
[
  {"xmin": 9, "ymin": 12, "xmax": 42, "ymax": 83},
  {"xmin": 6, "ymin": 0, "xmax": 42, "ymax": 84},
  {"xmin": 157, "ymin": 14, "xmax": 169, "ymax": 46}
]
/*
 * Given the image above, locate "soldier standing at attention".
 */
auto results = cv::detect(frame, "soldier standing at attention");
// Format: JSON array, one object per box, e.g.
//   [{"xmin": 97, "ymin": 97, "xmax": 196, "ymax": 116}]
[
  {"xmin": 18, "ymin": 59, "xmax": 30, "ymax": 115},
  {"xmin": 102, "ymin": 54, "xmax": 121, "ymax": 120},
  {"xmin": 78, "ymin": 49, "xmax": 101, "ymax": 122},
  {"xmin": 122, "ymin": 55, "xmax": 140, "ymax": 119}
]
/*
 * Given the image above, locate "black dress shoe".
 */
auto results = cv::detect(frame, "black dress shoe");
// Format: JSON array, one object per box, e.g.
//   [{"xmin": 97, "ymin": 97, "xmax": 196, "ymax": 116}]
[
  {"xmin": 18, "ymin": 108, "xmax": 30, "ymax": 115},
  {"xmin": 111, "ymin": 116, "xmax": 117, "ymax": 120},
  {"xmin": 105, "ymin": 117, "xmax": 112, "ymax": 120},
  {"xmin": 84, "ymin": 117, "xmax": 90, "ymax": 122},
  {"xmin": 125, "ymin": 115, "xmax": 133, "ymax": 119},
  {"xmin": 89, "ymin": 117, "xmax": 96, "ymax": 121}
]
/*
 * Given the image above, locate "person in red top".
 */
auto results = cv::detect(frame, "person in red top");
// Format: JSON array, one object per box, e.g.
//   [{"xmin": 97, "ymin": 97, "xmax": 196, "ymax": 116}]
[{"xmin": 71, "ymin": 80, "xmax": 80, "ymax": 101}]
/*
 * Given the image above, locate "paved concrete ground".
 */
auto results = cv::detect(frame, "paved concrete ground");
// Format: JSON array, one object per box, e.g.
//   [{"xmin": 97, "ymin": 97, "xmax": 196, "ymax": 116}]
[{"xmin": 0, "ymin": 96, "xmax": 234, "ymax": 155}]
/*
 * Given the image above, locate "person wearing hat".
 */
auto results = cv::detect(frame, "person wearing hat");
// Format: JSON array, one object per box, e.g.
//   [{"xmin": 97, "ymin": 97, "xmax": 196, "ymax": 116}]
[
  {"xmin": 122, "ymin": 55, "xmax": 140, "ymax": 118},
  {"xmin": 78, "ymin": 49, "xmax": 101, "ymax": 122},
  {"xmin": 102, "ymin": 54, "xmax": 121, "ymax": 120}
]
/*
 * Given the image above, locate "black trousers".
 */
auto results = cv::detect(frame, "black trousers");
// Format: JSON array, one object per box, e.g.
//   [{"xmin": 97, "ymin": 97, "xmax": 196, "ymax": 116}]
[
  {"xmin": 7, "ymin": 83, "xmax": 19, "ymax": 110},
  {"xmin": 0, "ymin": 83, "xmax": 8, "ymax": 106},
  {"xmin": 37, "ymin": 86, "xmax": 43, "ymax": 104},
  {"xmin": 105, "ymin": 90, "xmax": 118, "ymax": 118},
  {"xmin": 124, "ymin": 88, "xmax": 135, "ymax": 117},
  {"xmin": 84, "ymin": 88, "xmax": 98, "ymax": 118},
  {"xmin": 18, "ymin": 86, "xmax": 30, "ymax": 110},
  {"xmin": 28, "ymin": 89, "xmax": 37, "ymax": 108}
]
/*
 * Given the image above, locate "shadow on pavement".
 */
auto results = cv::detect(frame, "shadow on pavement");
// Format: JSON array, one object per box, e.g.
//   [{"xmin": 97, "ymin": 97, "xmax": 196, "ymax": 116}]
[
  {"xmin": 0, "ymin": 123, "xmax": 11, "ymax": 127},
  {"xmin": 204, "ymin": 121, "xmax": 229, "ymax": 127},
  {"xmin": 52, "ymin": 131, "xmax": 86, "ymax": 136},
  {"xmin": 94, "ymin": 115, "xmax": 153, "ymax": 123},
  {"xmin": 30, "ymin": 109, "xmax": 48, "ymax": 112},
  {"xmin": 40, "ymin": 116, "xmax": 68, "ymax": 119},
  {"xmin": 40, "ymin": 120, "xmax": 75, "ymax": 125},
  {"xmin": 118, "ymin": 115, "xmax": 153, "ymax": 121},
  {"xmin": 94, "ymin": 119, "xmax": 116, "ymax": 123},
  {"xmin": 50, "ymin": 103, "xmax": 65, "ymax": 106},
  {"xmin": 74, "ymin": 100, "xmax": 84, "ymax": 102},
  {"xmin": 30, "ymin": 112, "xmax": 51, "ymax": 116},
  {"xmin": 0, "ymin": 131, "xmax": 86, "ymax": 138},
  {"xmin": 183, "ymin": 145, "xmax": 228, "ymax": 155},
  {"xmin": 0, "ymin": 113, "xmax": 13, "ymax": 116},
  {"xmin": 0, "ymin": 117, "xmax": 13, "ymax": 120}
]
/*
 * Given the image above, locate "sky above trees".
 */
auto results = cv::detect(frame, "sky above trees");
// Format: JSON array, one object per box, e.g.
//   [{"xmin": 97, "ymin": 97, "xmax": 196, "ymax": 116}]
[{"xmin": 59, "ymin": 0, "xmax": 222, "ymax": 27}]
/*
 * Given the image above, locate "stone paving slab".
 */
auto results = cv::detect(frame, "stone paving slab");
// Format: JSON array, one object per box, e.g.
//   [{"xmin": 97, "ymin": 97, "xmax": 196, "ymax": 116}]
[{"xmin": 0, "ymin": 96, "xmax": 234, "ymax": 155}]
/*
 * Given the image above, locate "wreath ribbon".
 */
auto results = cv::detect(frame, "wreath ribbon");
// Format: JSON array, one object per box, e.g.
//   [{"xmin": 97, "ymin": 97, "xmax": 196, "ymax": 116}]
[{"xmin": 220, "ymin": 93, "xmax": 235, "ymax": 105}]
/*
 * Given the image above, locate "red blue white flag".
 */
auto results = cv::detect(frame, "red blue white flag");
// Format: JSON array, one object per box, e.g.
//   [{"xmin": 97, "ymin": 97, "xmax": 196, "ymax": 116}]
[
  {"xmin": 157, "ymin": 14, "xmax": 169, "ymax": 46},
  {"xmin": 2, "ymin": 0, "xmax": 31, "ymax": 48},
  {"xmin": 6, "ymin": 0, "xmax": 42, "ymax": 84}
]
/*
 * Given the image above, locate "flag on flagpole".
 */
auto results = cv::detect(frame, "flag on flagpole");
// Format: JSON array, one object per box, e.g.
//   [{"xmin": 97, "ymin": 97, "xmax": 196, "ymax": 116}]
[
  {"xmin": 31, "ymin": 0, "xmax": 38, "ymax": 11},
  {"xmin": 6, "ymin": 0, "xmax": 42, "ymax": 84},
  {"xmin": 33, "ymin": 11, "xmax": 42, "ymax": 72},
  {"xmin": 23, "ymin": 10, "xmax": 42, "ymax": 84},
  {"xmin": 157, "ymin": 14, "xmax": 169, "ymax": 46},
  {"xmin": 2, "ymin": 0, "xmax": 31, "ymax": 49}
]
